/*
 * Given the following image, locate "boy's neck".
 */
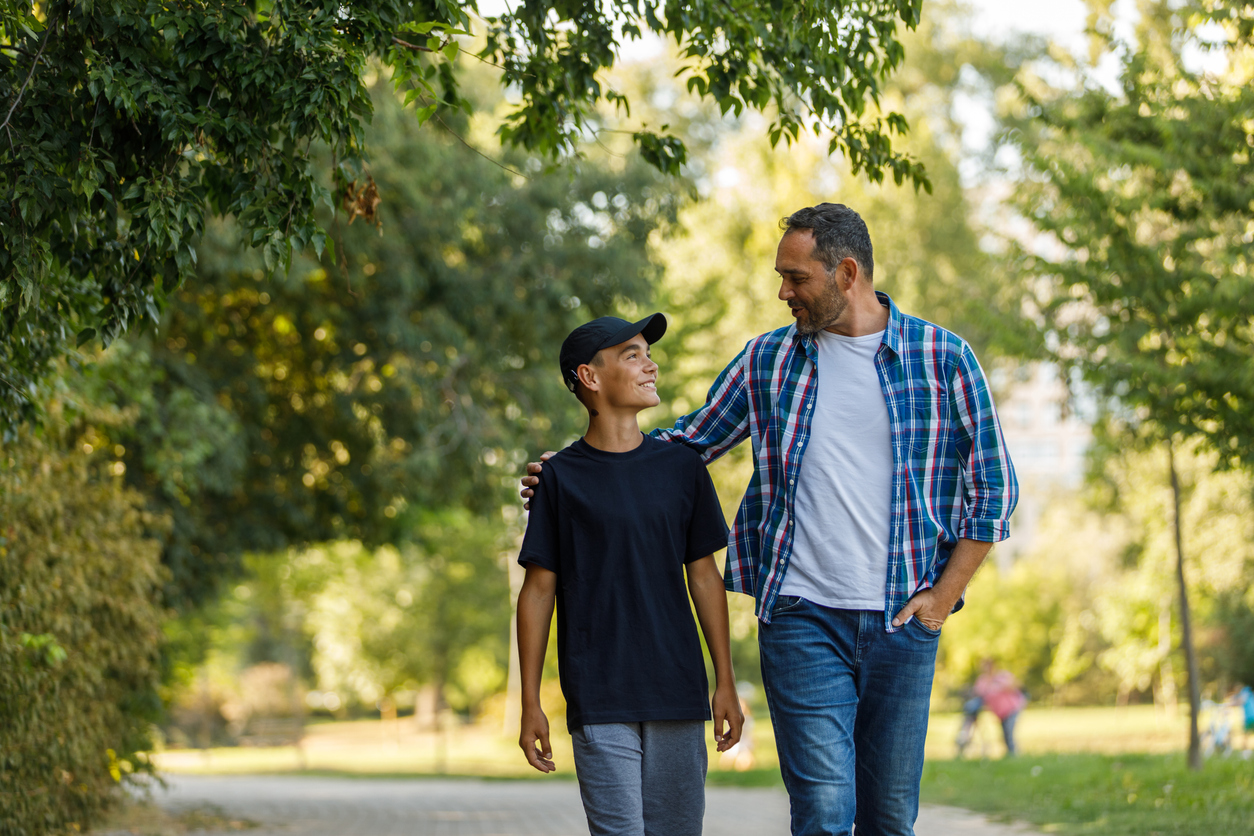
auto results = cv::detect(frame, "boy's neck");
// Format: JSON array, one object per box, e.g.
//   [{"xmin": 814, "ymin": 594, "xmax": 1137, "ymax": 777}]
[{"xmin": 582, "ymin": 412, "xmax": 644, "ymax": 453}]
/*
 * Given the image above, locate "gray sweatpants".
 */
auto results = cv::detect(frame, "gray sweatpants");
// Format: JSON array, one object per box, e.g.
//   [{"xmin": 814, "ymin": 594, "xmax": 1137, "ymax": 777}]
[{"xmin": 571, "ymin": 720, "xmax": 707, "ymax": 836}]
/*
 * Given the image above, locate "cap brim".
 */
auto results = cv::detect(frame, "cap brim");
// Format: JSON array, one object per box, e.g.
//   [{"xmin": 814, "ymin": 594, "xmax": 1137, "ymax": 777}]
[{"xmin": 600, "ymin": 313, "xmax": 667, "ymax": 352}]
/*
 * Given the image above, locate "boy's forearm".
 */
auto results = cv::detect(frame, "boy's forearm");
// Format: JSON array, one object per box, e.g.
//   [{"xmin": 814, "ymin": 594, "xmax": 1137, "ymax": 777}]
[
  {"xmin": 517, "ymin": 580, "xmax": 555, "ymax": 708},
  {"xmin": 700, "ymin": 607, "xmax": 736, "ymax": 686},
  {"xmin": 688, "ymin": 562, "xmax": 736, "ymax": 686}
]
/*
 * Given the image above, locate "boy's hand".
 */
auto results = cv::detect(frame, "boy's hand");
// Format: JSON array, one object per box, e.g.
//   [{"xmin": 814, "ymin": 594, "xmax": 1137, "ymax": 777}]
[
  {"xmin": 711, "ymin": 684, "xmax": 744, "ymax": 752},
  {"xmin": 519, "ymin": 452, "xmax": 557, "ymax": 510},
  {"xmin": 519, "ymin": 705, "xmax": 555, "ymax": 773}
]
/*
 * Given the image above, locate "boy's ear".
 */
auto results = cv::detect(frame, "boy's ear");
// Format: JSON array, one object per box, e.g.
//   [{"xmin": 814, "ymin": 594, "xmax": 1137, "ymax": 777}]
[{"xmin": 576, "ymin": 363, "xmax": 600, "ymax": 392}]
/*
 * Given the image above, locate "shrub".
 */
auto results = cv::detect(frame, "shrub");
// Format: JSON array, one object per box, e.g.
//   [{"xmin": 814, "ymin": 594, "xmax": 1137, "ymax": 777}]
[{"xmin": 0, "ymin": 430, "xmax": 167, "ymax": 835}]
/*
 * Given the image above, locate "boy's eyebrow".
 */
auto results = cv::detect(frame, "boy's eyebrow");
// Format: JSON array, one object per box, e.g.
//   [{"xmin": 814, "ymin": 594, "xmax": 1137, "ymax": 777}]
[{"xmin": 618, "ymin": 339, "xmax": 648, "ymax": 356}]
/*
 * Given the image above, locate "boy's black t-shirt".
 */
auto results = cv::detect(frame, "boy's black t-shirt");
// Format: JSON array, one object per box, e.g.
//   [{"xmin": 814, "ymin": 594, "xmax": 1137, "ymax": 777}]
[{"xmin": 519, "ymin": 434, "xmax": 730, "ymax": 732}]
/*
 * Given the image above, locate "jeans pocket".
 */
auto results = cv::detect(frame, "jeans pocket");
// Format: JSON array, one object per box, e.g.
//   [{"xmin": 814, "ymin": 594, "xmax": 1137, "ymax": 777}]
[
  {"xmin": 772, "ymin": 594, "xmax": 806, "ymax": 615},
  {"xmin": 907, "ymin": 616, "xmax": 942, "ymax": 637}
]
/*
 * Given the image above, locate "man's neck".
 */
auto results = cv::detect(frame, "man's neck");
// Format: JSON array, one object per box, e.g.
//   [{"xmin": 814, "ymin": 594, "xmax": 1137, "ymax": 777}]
[
  {"xmin": 583, "ymin": 412, "xmax": 644, "ymax": 453},
  {"xmin": 825, "ymin": 287, "xmax": 889, "ymax": 338}
]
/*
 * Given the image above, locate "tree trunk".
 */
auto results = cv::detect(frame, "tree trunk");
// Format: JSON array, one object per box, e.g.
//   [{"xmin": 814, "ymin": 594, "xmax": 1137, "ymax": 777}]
[{"xmin": 1168, "ymin": 440, "xmax": 1202, "ymax": 770}]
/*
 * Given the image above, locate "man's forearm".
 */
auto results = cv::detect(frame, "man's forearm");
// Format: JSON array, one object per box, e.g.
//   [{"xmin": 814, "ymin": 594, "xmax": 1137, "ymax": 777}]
[{"xmin": 931, "ymin": 538, "xmax": 993, "ymax": 610}]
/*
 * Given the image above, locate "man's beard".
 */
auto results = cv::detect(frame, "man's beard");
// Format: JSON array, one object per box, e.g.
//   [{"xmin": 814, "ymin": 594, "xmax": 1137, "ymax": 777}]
[{"xmin": 793, "ymin": 274, "xmax": 848, "ymax": 336}]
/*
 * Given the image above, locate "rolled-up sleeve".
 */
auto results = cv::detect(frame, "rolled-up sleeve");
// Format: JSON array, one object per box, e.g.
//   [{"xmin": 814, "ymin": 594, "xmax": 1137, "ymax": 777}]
[{"xmin": 949, "ymin": 345, "xmax": 1018, "ymax": 542}]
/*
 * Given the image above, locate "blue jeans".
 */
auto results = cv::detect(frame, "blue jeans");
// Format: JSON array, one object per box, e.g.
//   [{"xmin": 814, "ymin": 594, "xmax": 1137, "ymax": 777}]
[
  {"xmin": 759, "ymin": 597, "xmax": 940, "ymax": 836},
  {"xmin": 1000, "ymin": 710, "xmax": 1020, "ymax": 756}
]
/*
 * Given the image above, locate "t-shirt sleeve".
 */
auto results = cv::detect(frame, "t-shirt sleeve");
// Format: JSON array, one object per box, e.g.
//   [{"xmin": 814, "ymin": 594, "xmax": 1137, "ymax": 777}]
[
  {"xmin": 518, "ymin": 464, "xmax": 560, "ymax": 571},
  {"xmin": 685, "ymin": 460, "xmax": 730, "ymax": 562}
]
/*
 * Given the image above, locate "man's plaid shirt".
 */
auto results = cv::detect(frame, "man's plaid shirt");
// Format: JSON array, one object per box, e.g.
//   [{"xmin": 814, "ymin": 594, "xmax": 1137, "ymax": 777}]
[{"xmin": 653, "ymin": 292, "xmax": 1018, "ymax": 630}]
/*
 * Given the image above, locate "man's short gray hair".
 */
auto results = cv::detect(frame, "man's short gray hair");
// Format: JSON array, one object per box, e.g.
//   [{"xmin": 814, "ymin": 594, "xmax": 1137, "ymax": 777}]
[{"xmin": 781, "ymin": 203, "xmax": 874, "ymax": 283}]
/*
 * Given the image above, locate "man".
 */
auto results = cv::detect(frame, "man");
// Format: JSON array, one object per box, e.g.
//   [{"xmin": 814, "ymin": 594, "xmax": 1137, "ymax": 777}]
[{"xmin": 523, "ymin": 203, "xmax": 1018, "ymax": 836}]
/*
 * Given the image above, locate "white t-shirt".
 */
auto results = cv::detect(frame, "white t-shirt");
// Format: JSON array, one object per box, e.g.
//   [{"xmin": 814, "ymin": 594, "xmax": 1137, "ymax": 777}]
[{"xmin": 780, "ymin": 329, "xmax": 892, "ymax": 610}]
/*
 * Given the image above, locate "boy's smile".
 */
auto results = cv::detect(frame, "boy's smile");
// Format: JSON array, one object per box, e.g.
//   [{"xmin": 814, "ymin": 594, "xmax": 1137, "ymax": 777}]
[{"xmin": 593, "ymin": 336, "xmax": 660, "ymax": 410}]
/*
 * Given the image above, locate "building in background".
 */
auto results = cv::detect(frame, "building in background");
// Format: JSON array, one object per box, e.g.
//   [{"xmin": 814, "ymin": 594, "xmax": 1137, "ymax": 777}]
[{"xmin": 995, "ymin": 363, "xmax": 1092, "ymax": 567}]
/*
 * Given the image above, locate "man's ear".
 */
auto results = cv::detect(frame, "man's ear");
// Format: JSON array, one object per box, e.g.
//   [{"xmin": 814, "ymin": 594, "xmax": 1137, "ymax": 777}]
[
  {"xmin": 839, "ymin": 256, "xmax": 860, "ymax": 288},
  {"xmin": 576, "ymin": 363, "xmax": 600, "ymax": 392}
]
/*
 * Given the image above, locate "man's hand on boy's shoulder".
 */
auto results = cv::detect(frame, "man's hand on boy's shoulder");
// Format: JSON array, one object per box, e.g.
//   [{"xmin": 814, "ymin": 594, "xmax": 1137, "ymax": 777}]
[
  {"xmin": 519, "ymin": 704, "xmax": 556, "ymax": 773},
  {"xmin": 520, "ymin": 451, "xmax": 557, "ymax": 510},
  {"xmin": 711, "ymin": 683, "xmax": 745, "ymax": 753}
]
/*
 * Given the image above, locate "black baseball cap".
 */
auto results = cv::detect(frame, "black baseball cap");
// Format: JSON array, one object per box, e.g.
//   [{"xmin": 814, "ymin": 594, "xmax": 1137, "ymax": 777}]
[{"xmin": 560, "ymin": 313, "xmax": 667, "ymax": 392}]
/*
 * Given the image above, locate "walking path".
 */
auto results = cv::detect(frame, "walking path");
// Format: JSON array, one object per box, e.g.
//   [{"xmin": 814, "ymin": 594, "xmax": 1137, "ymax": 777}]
[{"xmin": 143, "ymin": 774, "xmax": 1045, "ymax": 836}]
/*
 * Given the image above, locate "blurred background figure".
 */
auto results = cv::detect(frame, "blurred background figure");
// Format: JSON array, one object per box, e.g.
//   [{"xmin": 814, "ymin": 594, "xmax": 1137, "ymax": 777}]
[
  {"xmin": 1201, "ymin": 696, "xmax": 1234, "ymax": 757},
  {"xmin": 973, "ymin": 659, "xmax": 1027, "ymax": 757},
  {"xmin": 1238, "ymin": 685, "xmax": 1254, "ymax": 754},
  {"xmin": 954, "ymin": 687, "xmax": 985, "ymax": 759}
]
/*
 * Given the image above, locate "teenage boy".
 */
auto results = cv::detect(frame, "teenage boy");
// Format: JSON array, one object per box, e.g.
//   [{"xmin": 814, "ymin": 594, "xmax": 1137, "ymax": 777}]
[{"xmin": 516, "ymin": 313, "xmax": 744, "ymax": 836}]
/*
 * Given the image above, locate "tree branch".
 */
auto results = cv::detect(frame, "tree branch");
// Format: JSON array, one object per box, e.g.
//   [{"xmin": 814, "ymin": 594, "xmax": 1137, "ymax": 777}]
[
  {"xmin": 390, "ymin": 34, "xmax": 514, "ymax": 72},
  {"xmin": 0, "ymin": 44, "xmax": 38, "ymax": 59},
  {"xmin": 432, "ymin": 111, "xmax": 529, "ymax": 180},
  {"xmin": 392, "ymin": 36, "xmax": 437, "ymax": 53},
  {"xmin": 0, "ymin": 15, "xmax": 57, "ymax": 135},
  {"xmin": 407, "ymin": 85, "xmax": 529, "ymax": 179}
]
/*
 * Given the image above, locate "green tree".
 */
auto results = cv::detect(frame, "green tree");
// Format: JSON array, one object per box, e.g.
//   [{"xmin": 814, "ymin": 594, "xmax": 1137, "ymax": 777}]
[
  {"xmin": 80, "ymin": 79, "xmax": 680, "ymax": 606},
  {"xmin": 0, "ymin": 425, "xmax": 167, "ymax": 834},
  {"xmin": 202, "ymin": 512, "xmax": 511, "ymax": 717},
  {"xmin": 934, "ymin": 556, "xmax": 1069, "ymax": 702},
  {"xmin": 303, "ymin": 512, "xmax": 510, "ymax": 714},
  {"xmin": 1007, "ymin": 0, "xmax": 1254, "ymax": 766},
  {"xmin": 941, "ymin": 436, "xmax": 1254, "ymax": 709},
  {"xmin": 1085, "ymin": 437, "xmax": 1254, "ymax": 699},
  {"xmin": 1, "ymin": 0, "xmax": 930, "ymax": 428},
  {"xmin": 644, "ymin": 4, "xmax": 1033, "ymax": 433}
]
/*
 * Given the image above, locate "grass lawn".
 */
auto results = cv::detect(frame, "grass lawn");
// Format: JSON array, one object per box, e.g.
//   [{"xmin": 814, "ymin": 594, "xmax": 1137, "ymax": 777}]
[
  {"xmin": 921, "ymin": 752, "xmax": 1254, "ymax": 836},
  {"xmin": 152, "ymin": 704, "xmax": 1195, "ymax": 777},
  {"xmin": 153, "ymin": 717, "xmax": 571, "ymax": 778}
]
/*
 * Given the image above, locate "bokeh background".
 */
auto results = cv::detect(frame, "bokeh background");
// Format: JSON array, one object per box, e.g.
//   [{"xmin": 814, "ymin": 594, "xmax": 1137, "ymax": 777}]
[{"xmin": 3, "ymin": 0, "xmax": 1253, "ymax": 833}]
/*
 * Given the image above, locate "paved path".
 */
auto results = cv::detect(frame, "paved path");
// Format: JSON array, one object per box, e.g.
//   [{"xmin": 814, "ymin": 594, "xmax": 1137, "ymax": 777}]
[{"xmin": 143, "ymin": 775, "xmax": 1044, "ymax": 836}]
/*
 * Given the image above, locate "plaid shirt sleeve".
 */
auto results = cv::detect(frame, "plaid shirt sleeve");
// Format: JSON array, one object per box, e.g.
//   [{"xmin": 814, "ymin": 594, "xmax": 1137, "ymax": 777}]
[
  {"xmin": 949, "ymin": 343, "xmax": 1017, "ymax": 542},
  {"xmin": 653, "ymin": 345, "xmax": 752, "ymax": 463}
]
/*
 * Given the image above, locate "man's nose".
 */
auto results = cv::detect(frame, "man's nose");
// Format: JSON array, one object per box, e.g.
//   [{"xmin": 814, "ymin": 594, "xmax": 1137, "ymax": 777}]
[{"xmin": 778, "ymin": 281, "xmax": 793, "ymax": 301}]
